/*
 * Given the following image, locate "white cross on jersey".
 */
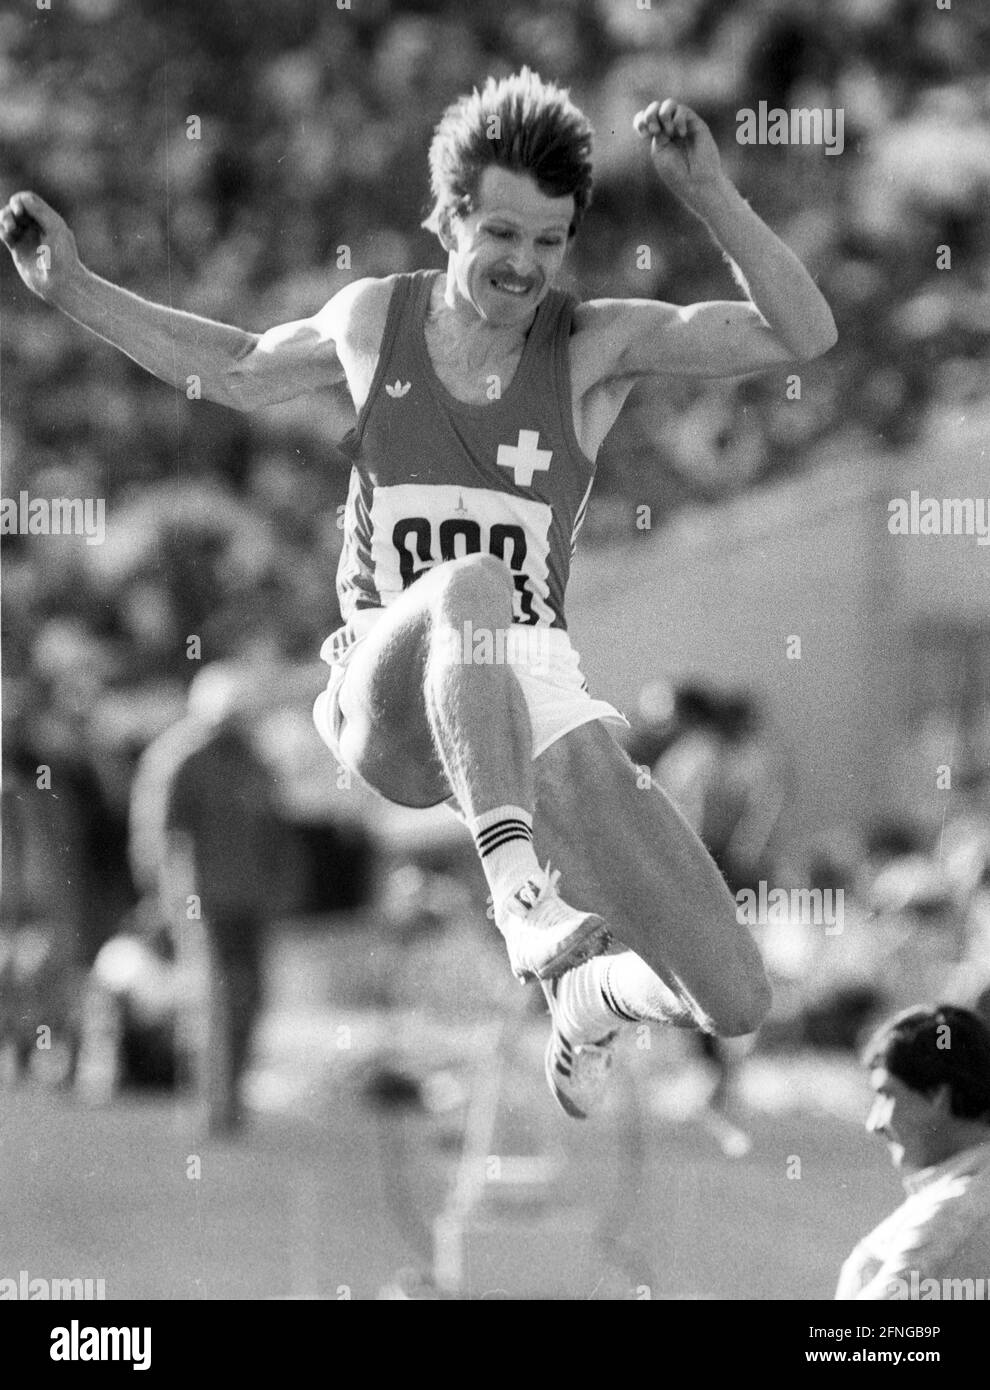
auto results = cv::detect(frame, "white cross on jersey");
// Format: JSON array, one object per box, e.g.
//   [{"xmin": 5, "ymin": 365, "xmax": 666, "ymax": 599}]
[{"xmin": 496, "ymin": 429, "xmax": 553, "ymax": 488}]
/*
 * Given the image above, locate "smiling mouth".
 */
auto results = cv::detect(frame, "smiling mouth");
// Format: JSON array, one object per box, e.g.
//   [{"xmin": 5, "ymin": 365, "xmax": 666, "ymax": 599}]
[{"xmin": 489, "ymin": 275, "xmax": 532, "ymax": 296}]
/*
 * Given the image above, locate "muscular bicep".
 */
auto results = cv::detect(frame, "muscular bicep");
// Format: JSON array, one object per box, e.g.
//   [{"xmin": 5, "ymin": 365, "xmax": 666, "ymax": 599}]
[
  {"xmin": 228, "ymin": 302, "xmax": 347, "ymax": 408},
  {"xmin": 587, "ymin": 297, "xmax": 800, "ymax": 382}
]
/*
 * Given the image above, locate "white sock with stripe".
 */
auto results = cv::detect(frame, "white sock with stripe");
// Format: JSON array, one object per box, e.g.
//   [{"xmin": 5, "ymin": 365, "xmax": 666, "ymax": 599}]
[
  {"xmin": 554, "ymin": 952, "xmax": 693, "ymax": 1043},
  {"xmin": 466, "ymin": 805, "xmax": 540, "ymax": 910}
]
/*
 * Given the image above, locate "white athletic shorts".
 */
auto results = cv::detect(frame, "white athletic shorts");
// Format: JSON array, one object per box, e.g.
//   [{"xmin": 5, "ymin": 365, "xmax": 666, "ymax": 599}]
[{"xmin": 312, "ymin": 610, "xmax": 628, "ymax": 766}]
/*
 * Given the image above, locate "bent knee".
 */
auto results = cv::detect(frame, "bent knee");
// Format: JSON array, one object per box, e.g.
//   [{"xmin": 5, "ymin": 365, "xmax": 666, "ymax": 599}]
[
  {"xmin": 430, "ymin": 552, "xmax": 514, "ymax": 617},
  {"xmin": 707, "ymin": 972, "xmax": 773, "ymax": 1039}
]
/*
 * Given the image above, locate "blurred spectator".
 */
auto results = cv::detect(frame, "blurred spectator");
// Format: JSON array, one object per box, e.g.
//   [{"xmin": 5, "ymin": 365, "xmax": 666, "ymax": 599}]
[
  {"xmin": 941, "ymin": 815, "xmax": 990, "ymax": 1015},
  {"xmin": 128, "ymin": 662, "xmax": 289, "ymax": 1133},
  {"xmin": 622, "ymin": 677, "xmax": 679, "ymax": 771},
  {"xmin": 1, "ymin": 676, "xmax": 131, "ymax": 1082},
  {"xmin": 75, "ymin": 898, "xmax": 181, "ymax": 1104},
  {"xmin": 652, "ymin": 681, "xmax": 794, "ymax": 1116},
  {"xmin": 836, "ymin": 1005, "xmax": 990, "ymax": 1300},
  {"xmin": 767, "ymin": 833, "xmax": 971, "ymax": 1051},
  {"xmin": 654, "ymin": 682, "xmax": 793, "ymax": 894}
]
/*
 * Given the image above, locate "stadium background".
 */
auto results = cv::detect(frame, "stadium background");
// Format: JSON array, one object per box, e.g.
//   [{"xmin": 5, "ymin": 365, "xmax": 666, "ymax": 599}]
[{"xmin": 2, "ymin": 0, "xmax": 990, "ymax": 1301}]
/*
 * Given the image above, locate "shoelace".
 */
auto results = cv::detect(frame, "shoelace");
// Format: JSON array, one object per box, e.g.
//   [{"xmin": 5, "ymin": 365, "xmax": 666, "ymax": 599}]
[{"xmin": 517, "ymin": 865, "xmax": 581, "ymax": 932}]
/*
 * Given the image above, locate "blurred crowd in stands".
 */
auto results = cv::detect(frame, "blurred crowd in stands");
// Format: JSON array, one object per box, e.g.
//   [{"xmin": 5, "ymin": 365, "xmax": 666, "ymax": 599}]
[
  {"xmin": 625, "ymin": 678, "xmax": 990, "ymax": 1052},
  {"xmin": 2, "ymin": 2, "xmax": 989, "ymax": 1101}
]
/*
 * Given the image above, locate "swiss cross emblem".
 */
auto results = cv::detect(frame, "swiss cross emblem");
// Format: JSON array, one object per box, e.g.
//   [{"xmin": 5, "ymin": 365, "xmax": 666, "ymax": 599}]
[{"xmin": 496, "ymin": 429, "xmax": 552, "ymax": 488}]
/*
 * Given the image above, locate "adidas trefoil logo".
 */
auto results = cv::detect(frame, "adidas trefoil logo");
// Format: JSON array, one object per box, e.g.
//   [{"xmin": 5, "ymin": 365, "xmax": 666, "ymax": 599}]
[{"xmin": 385, "ymin": 380, "xmax": 412, "ymax": 398}]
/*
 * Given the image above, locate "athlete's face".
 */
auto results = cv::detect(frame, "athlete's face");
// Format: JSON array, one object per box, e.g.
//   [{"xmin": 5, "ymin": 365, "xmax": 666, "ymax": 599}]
[
  {"xmin": 444, "ymin": 167, "xmax": 574, "ymax": 327},
  {"xmin": 866, "ymin": 1067, "xmax": 951, "ymax": 1173}
]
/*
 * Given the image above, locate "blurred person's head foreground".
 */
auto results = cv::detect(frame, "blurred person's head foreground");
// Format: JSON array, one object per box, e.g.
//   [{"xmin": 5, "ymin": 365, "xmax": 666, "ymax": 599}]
[{"xmin": 186, "ymin": 662, "xmax": 275, "ymax": 731}]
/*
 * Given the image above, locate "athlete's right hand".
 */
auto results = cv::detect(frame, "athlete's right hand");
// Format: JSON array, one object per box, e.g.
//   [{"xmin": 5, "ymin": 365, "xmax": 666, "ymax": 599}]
[{"xmin": 0, "ymin": 190, "xmax": 82, "ymax": 303}]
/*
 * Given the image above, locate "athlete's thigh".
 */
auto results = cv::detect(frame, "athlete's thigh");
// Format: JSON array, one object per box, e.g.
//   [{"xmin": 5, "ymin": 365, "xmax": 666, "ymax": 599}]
[
  {"xmin": 531, "ymin": 720, "xmax": 768, "ymax": 1027},
  {"xmin": 335, "ymin": 579, "xmax": 451, "ymax": 807}
]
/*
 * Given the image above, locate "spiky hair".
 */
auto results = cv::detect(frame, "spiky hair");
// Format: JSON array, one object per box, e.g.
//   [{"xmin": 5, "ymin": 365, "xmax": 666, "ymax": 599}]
[{"xmin": 423, "ymin": 67, "xmax": 594, "ymax": 241}]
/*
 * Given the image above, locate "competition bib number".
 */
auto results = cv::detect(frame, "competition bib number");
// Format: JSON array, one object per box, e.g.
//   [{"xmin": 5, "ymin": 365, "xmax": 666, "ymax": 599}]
[
  {"xmin": 369, "ymin": 484, "xmax": 554, "ymax": 627},
  {"xmin": 392, "ymin": 517, "xmax": 537, "ymax": 623}
]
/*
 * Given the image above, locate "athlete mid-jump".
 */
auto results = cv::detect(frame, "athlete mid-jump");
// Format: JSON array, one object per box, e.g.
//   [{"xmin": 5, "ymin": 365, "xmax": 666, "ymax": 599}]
[{"xmin": 2, "ymin": 70, "xmax": 836, "ymax": 1119}]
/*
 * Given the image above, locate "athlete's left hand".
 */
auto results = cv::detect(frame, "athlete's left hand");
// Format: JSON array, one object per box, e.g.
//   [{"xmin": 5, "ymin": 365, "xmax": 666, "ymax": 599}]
[{"xmin": 633, "ymin": 100, "xmax": 725, "ymax": 205}]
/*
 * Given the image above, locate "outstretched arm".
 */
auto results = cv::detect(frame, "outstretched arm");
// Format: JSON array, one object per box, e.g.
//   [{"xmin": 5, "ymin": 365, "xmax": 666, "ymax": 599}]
[
  {"xmin": 0, "ymin": 190, "xmax": 349, "ymax": 409},
  {"xmin": 589, "ymin": 101, "xmax": 837, "ymax": 380}
]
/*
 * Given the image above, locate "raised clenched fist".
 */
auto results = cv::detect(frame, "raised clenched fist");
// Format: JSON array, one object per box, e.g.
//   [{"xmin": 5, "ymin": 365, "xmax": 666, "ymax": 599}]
[
  {"xmin": 0, "ymin": 191, "xmax": 82, "ymax": 303},
  {"xmin": 632, "ymin": 100, "xmax": 724, "ymax": 204}
]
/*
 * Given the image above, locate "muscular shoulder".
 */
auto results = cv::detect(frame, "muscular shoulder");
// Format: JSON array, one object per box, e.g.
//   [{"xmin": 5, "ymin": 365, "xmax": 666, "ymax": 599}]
[
  {"xmin": 570, "ymin": 296, "xmax": 677, "ymax": 388},
  {"xmin": 565, "ymin": 296, "xmax": 671, "ymax": 453},
  {"xmin": 325, "ymin": 274, "xmax": 404, "ymax": 358}
]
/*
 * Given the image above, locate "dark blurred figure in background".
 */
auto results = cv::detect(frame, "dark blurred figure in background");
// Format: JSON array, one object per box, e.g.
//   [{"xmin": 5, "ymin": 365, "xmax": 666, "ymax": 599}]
[
  {"xmin": 622, "ymin": 677, "xmax": 680, "ymax": 772},
  {"xmin": 128, "ymin": 663, "xmax": 289, "ymax": 1134},
  {"xmin": 1, "ymin": 675, "xmax": 134, "ymax": 1083},
  {"xmin": 653, "ymin": 682, "xmax": 792, "ymax": 894},
  {"xmin": 780, "ymin": 834, "xmax": 881, "ymax": 1053},
  {"xmin": 650, "ymin": 680, "xmax": 793, "ymax": 1128},
  {"xmin": 75, "ymin": 897, "xmax": 181, "ymax": 1103},
  {"xmin": 836, "ymin": 1005, "xmax": 990, "ymax": 1300}
]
